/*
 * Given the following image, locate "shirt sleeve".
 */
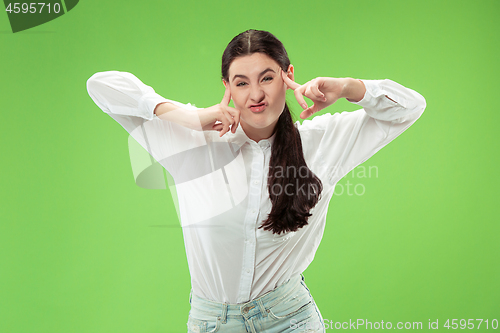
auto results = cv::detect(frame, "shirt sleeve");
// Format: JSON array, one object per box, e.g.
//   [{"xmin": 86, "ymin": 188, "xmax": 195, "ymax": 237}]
[
  {"xmin": 86, "ymin": 71, "xmax": 209, "ymax": 186},
  {"xmin": 86, "ymin": 70, "xmax": 194, "ymax": 120},
  {"xmin": 298, "ymin": 79, "xmax": 426, "ymax": 185}
]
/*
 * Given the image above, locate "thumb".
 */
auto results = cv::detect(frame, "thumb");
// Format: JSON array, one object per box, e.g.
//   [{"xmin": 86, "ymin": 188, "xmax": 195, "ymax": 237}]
[{"xmin": 300, "ymin": 104, "xmax": 319, "ymax": 119}]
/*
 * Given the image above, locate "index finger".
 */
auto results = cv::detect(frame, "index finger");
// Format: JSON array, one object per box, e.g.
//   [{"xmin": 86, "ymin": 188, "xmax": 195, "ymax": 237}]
[
  {"xmin": 280, "ymin": 68, "xmax": 301, "ymax": 90},
  {"xmin": 221, "ymin": 84, "xmax": 231, "ymax": 105}
]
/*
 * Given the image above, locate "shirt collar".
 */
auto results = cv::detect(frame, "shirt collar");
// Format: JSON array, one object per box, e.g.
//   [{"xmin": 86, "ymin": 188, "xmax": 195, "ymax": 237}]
[{"xmin": 226, "ymin": 124, "xmax": 277, "ymax": 148}]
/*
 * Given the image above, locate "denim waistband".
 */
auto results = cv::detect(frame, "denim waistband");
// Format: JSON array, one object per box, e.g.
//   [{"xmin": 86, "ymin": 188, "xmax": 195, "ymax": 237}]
[{"xmin": 189, "ymin": 274, "xmax": 304, "ymax": 320}]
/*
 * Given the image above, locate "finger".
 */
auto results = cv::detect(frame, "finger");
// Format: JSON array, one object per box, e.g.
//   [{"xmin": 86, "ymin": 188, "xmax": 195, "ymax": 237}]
[
  {"xmin": 221, "ymin": 84, "xmax": 231, "ymax": 105},
  {"xmin": 220, "ymin": 123, "xmax": 230, "ymax": 137},
  {"xmin": 217, "ymin": 113, "xmax": 230, "ymax": 137},
  {"xmin": 300, "ymin": 111, "xmax": 310, "ymax": 119},
  {"xmin": 311, "ymin": 84, "xmax": 326, "ymax": 101},
  {"xmin": 293, "ymin": 87, "xmax": 309, "ymax": 110},
  {"xmin": 221, "ymin": 108, "xmax": 235, "ymax": 132},
  {"xmin": 304, "ymin": 85, "xmax": 324, "ymax": 103},
  {"xmin": 226, "ymin": 107, "xmax": 240, "ymax": 133},
  {"xmin": 300, "ymin": 108, "xmax": 313, "ymax": 119},
  {"xmin": 300, "ymin": 104, "xmax": 320, "ymax": 119},
  {"xmin": 213, "ymin": 123, "xmax": 224, "ymax": 131},
  {"xmin": 280, "ymin": 68, "xmax": 301, "ymax": 90}
]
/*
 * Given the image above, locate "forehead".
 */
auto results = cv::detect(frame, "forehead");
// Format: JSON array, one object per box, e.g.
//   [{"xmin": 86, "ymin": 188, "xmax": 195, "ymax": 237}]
[{"xmin": 229, "ymin": 53, "xmax": 280, "ymax": 79}]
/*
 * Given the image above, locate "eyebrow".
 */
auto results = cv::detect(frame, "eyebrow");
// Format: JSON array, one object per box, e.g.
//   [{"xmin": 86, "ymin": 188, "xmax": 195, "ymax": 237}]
[{"xmin": 231, "ymin": 68, "xmax": 276, "ymax": 82}]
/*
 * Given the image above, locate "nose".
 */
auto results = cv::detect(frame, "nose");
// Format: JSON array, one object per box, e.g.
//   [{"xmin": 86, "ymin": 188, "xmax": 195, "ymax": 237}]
[{"xmin": 249, "ymin": 85, "xmax": 265, "ymax": 104}]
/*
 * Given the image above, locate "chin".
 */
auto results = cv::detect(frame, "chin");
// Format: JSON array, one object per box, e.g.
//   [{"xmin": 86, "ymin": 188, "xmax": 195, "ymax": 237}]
[
  {"xmin": 247, "ymin": 119, "xmax": 270, "ymax": 129},
  {"xmin": 241, "ymin": 108, "xmax": 280, "ymax": 129}
]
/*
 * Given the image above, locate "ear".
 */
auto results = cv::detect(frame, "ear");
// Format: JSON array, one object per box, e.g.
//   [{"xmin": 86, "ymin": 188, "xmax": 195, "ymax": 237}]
[
  {"xmin": 222, "ymin": 79, "xmax": 228, "ymax": 88},
  {"xmin": 287, "ymin": 64, "xmax": 294, "ymax": 82}
]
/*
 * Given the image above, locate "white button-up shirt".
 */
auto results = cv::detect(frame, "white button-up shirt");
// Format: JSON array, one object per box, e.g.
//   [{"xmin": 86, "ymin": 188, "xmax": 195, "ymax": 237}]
[{"xmin": 87, "ymin": 71, "xmax": 426, "ymax": 304}]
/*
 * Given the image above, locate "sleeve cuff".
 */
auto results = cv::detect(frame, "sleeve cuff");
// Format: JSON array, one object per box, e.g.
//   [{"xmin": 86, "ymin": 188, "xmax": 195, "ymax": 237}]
[
  {"xmin": 349, "ymin": 79, "xmax": 409, "ymax": 109},
  {"xmin": 346, "ymin": 79, "xmax": 422, "ymax": 122}
]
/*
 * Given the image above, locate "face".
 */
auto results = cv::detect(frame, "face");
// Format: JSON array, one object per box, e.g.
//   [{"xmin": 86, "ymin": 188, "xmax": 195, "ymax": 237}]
[{"xmin": 225, "ymin": 53, "xmax": 293, "ymax": 137}]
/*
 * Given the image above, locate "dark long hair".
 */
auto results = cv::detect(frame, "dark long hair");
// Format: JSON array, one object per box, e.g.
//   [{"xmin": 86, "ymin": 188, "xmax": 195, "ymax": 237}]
[{"xmin": 221, "ymin": 29, "xmax": 323, "ymax": 235}]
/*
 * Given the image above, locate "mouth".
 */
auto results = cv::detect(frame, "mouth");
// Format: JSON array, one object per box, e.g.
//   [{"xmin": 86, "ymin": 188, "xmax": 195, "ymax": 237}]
[{"xmin": 249, "ymin": 102, "xmax": 267, "ymax": 113}]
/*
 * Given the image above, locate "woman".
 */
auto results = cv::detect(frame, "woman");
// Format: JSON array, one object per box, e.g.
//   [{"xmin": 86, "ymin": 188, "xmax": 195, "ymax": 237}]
[{"xmin": 87, "ymin": 29, "xmax": 426, "ymax": 332}]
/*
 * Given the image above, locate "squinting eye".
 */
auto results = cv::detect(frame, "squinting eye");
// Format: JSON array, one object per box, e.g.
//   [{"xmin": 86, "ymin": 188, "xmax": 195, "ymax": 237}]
[
  {"xmin": 262, "ymin": 76, "xmax": 273, "ymax": 82},
  {"xmin": 236, "ymin": 82, "xmax": 247, "ymax": 87}
]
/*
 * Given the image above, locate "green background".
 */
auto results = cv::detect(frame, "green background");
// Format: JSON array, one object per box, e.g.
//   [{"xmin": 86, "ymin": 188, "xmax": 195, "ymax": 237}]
[{"xmin": 1, "ymin": 0, "xmax": 498, "ymax": 332}]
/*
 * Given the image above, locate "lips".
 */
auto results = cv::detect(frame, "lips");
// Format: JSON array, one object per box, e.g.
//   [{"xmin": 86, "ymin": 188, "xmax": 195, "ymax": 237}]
[{"xmin": 249, "ymin": 102, "xmax": 267, "ymax": 113}]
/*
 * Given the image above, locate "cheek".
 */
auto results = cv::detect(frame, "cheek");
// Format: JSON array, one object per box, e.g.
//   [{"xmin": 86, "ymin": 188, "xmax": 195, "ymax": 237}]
[
  {"xmin": 230, "ymin": 91, "xmax": 246, "ymax": 110},
  {"xmin": 233, "ymin": 99, "xmax": 245, "ymax": 111},
  {"xmin": 270, "ymin": 85, "xmax": 286, "ymax": 107}
]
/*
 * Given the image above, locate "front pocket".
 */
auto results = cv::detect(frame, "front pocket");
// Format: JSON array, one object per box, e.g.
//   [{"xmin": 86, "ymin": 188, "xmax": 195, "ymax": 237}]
[
  {"xmin": 267, "ymin": 299, "xmax": 314, "ymax": 320},
  {"xmin": 187, "ymin": 314, "xmax": 221, "ymax": 333}
]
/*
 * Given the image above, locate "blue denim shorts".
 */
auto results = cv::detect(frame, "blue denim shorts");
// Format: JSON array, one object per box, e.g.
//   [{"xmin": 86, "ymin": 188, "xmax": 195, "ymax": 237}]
[{"xmin": 187, "ymin": 274, "xmax": 325, "ymax": 333}]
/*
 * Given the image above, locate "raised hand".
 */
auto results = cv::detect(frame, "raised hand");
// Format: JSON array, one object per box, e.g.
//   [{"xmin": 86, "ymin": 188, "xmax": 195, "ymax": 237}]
[
  {"xmin": 280, "ymin": 68, "xmax": 349, "ymax": 119},
  {"xmin": 198, "ymin": 84, "xmax": 241, "ymax": 137}
]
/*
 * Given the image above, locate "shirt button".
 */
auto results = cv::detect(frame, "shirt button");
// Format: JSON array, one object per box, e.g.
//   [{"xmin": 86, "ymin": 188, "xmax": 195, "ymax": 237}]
[
  {"xmin": 246, "ymin": 269, "xmax": 251, "ymax": 274},
  {"xmin": 252, "ymin": 210, "xmax": 256, "ymax": 214},
  {"xmin": 254, "ymin": 180, "xmax": 259, "ymax": 185}
]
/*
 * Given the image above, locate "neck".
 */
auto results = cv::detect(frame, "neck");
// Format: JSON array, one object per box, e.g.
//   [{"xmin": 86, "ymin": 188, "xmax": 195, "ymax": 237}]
[{"xmin": 240, "ymin": 118, "xmax": 278, "ymax": 143}]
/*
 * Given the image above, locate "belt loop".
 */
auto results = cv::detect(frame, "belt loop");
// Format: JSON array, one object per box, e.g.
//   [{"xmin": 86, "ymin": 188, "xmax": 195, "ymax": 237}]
[
  {"xmin": 256, "ymin": 299, "xmax": 267, "ymax": 317},
  {"xmin": 221, "ymin": 303, "xmax": 228, "ymax": 324}
]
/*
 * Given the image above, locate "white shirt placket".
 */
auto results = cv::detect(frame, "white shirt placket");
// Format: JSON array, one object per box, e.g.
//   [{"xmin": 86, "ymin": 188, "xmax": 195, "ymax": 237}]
[{"xmin": 237, "ymin": 142, "xmax": 267, "ymax": 303}]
